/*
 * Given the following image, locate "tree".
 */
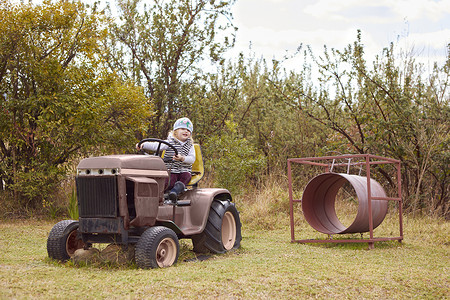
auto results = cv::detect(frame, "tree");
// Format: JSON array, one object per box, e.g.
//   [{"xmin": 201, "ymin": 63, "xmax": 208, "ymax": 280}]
[
  {"xmin": 203, "ymin": 119, "xmax": 266, "ymax": 194},
  {"xmin": 238, "ymin": 55, "xmax": 327, "ymax": 172},
  {"xmin": 275, "ymin": 32, "xmax": 449, "ymax": 217},
  {"xmin": 0, "ymin": 0, "xmax": 151, "ymax": 209},
  {"xmin": 103, "ymin": 0, "xmax": 236, "ymax": 137}
]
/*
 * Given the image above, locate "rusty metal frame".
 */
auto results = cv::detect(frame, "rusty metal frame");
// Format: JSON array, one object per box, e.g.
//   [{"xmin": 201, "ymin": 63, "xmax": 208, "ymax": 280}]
[{"xmin": 287, "ymin": 154, "xmax": 403, "ymax": 249}]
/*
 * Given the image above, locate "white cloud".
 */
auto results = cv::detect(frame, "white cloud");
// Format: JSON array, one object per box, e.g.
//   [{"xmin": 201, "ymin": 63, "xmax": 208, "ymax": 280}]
[
  {"xmin": 231, "ymin": 0, "xmax": 449, "ymax": 68},
  {"xmin": 238, "ymin": 27, "xmax": 363, "ymax": 53},
  {"xmin": 304, "ymin": 0, "xmax": 450, "ymax": 23},
  {"xmin": 304, "ymin": 0, "xmax": 365, "ymax": 21},
  {"xmin": 389, "ymin": 0, "xmax": 450, "ymax": 22},
  {"xmin": 405, "ymin": 28, "xmax": 450, "ymax": 46}
]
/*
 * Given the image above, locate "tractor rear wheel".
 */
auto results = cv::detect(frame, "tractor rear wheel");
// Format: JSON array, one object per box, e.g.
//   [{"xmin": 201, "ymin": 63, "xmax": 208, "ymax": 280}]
[
  {"xmin": 135, "ymin": 226, "xmax": 179, "ymax": 269},
  {"xmin": 192, "ymin": 199, "xmax": 242, "ymax": 254},
  {"xmin": 47, "ymin": 220, "xmax": 85, "ymax": 261}
]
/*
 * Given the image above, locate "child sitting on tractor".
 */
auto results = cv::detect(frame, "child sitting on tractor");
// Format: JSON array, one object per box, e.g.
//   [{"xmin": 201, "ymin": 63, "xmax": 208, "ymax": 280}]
[{"xmin": 137, "ymin": 117, "xmax": 195, "ymax": 201}]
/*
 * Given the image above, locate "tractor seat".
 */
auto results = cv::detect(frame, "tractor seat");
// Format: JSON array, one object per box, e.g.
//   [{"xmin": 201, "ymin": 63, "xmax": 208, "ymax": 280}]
[{"xmin": 187, "ymin": 144, "xmax": 204, "ymax": 187}]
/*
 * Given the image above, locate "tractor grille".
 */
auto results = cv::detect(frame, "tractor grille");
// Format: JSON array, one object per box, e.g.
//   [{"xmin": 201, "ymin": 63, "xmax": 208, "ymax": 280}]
[{"xmin": 76, "ymin": 176, "xmax": 118, "ymax": 217}]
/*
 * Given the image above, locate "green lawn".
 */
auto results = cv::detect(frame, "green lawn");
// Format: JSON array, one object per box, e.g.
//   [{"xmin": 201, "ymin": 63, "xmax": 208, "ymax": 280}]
[{"xmin": 0, "ymin": 214, "xmax": 448, "ymax": 299}]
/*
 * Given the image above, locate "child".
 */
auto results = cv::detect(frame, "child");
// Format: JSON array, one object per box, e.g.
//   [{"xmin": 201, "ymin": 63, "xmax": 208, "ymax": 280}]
[{"xmin": 137, "ymin": 117, "xmax": 195, "ymax": 202}]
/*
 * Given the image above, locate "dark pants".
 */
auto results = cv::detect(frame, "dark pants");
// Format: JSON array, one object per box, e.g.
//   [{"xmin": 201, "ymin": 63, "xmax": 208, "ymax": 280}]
[{"xmin": 167, "ymin": 172, "xmax": 192, "ymax": 190}]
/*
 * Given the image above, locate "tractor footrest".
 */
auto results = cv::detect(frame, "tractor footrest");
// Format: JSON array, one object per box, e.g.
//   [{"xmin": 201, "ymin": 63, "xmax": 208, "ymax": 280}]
[{"xmin": 176, "ymin": 200, "xmax": 191, "ymax": 207}]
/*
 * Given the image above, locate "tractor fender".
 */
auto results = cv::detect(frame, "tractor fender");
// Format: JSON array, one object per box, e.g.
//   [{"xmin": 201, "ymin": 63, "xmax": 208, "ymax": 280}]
[
  {"xmin": 184, "ymin": 188, "xmax": 232, "ymax": 233},
  {"xmin": 156, "ymin": 188, "xmax": 232, "ymax": 236}
]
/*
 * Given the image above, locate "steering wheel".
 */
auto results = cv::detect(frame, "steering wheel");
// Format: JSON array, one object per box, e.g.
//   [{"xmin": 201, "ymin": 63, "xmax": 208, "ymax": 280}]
[{"xmin": 137, "ymin": 138, "xmax": 178, "ymax": 158}]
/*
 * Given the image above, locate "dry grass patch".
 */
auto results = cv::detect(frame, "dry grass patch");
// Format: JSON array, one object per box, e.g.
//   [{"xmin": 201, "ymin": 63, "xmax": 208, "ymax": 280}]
[
  {"xmin": 1, "ymin": 214, "xmax": 448, "ymax": 299},
  {"xmin": 237, "ymin": 178, "xmax": 292, "ymax": 230}
]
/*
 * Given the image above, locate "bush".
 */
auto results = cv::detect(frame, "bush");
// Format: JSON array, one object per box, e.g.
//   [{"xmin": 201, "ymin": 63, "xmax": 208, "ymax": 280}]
[{"xmin": 203, "ymin": 120, "xmax": 266, "ymax": 194}]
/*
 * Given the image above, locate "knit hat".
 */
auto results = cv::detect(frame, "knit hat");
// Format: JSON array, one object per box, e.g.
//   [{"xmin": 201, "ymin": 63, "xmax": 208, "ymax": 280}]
[{"xmin": 173, "ymin": 117, "xmax": 193, "ymax": 132}]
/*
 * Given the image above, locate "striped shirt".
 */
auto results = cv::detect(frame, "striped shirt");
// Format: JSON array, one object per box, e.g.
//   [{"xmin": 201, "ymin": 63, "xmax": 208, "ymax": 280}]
[{"xmin": 141, "ymin": 134, "xmax": 195, "ymax": 173}]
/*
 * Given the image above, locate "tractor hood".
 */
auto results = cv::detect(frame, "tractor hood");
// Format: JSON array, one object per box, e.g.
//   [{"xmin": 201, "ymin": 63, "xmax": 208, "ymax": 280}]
[{"xmin": 77, "ymin": 155, "xmax": 168, "ymax": 176}]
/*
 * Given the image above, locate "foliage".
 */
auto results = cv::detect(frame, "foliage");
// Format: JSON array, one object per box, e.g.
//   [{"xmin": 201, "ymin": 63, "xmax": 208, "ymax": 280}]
[
  {"xmin": 192, "ymin": 54, "xmax": 327, "ymax": 179},
  {"xmin": 104, "ymin": 0, "xmax": 236, "ymax": 137},
  {"xmin": 272, "ymin": 31, "xmax": 449, "ymax": 217},
  {"xmin": 0, "ymin": 0, "xmax": 151, "ymax": 209},
  {"xmin": 203, "ymin": 119, "xmax": 266, "ymax": 194},
  {"xmin": 184, "ymin": 60, "xmax": 241, "ymax": 144},
  {"xmin": 67, "ymin": 187, "xmax": 78, "ymax": 220},
  {"xmin": 236, "ymin": 55, "xmax": 328, "ymax": 171},
  {"xmin": 0, "ymin": 1, "xmax": 448, "ymax": 219}
]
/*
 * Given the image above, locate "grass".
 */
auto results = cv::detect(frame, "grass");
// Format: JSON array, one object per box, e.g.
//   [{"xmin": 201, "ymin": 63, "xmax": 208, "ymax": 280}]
[{"xmin": 0, "ymin": 210, "xmax": 449, "ymax": 299}]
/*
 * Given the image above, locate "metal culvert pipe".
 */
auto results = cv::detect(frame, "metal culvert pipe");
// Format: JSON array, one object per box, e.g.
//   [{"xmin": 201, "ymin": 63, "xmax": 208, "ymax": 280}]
[{"xmin": 301, "ymin": 173, "xmax": 388, "ymax": 234}]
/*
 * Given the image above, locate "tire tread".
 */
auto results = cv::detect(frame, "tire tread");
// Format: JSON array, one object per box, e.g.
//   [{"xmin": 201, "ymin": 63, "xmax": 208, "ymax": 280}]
[
  {"xmin": 192, "ymin": 200, "xmax": 242, "ymax": 254},
  {"xmin": 135, "ymin": 226, "xmax": 179, "ymax": 269},
  {"xmin": 47, "ymin": 220, "xmax": 78, "ymax": 261}
]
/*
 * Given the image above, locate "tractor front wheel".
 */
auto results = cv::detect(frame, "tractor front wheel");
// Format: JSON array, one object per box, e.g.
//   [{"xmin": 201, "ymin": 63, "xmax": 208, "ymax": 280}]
[
  {"xmin": 135, "ymin": 226, "xmax": 179, "ymax": 269},
  {"xmin": 47, "ymin": 220, "xmax": 85, "ymax": 261},
  {"xmin": 192, "ymin": 199, "xmax": 242, "ymax": 254}
]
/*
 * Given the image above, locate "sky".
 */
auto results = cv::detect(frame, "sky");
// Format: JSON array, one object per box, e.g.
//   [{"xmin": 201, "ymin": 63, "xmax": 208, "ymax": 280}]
[{"xmin": 228, "ymin": 0, "xmax": 450, "ymax": 69}]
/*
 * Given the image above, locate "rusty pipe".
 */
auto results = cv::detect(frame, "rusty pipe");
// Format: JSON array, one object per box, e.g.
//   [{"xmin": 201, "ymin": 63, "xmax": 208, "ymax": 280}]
[{"xmin": 301, "ymin": 173, "xmax": 388, "ymax": 234}]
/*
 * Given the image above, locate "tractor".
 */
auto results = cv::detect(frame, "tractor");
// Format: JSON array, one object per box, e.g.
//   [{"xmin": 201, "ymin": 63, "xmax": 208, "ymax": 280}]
[{"xmin": 47, "ymin": 139, "xmax": 242, "ymax": 268}]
